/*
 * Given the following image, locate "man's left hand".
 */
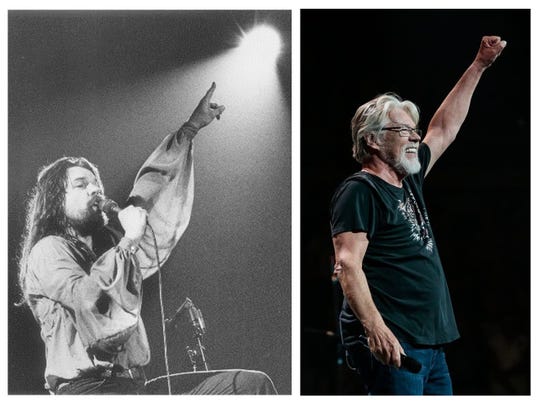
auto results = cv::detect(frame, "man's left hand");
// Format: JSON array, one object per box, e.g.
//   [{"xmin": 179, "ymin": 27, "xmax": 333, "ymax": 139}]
[
  {"xmin": 186, "ymin": 82, "xmax": 226, "ymax": 130},
  {"xmin": 474, "ymin": 35, "xmax": 507, "ymax": 69}
]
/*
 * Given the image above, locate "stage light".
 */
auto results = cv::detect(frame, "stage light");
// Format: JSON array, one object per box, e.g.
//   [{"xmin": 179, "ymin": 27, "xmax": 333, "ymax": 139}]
[
  {"xmin": 159, "ymin": 22, "xmax": 286, "ymax": 144},
  {"xmin": 238, "ymin": 24, "xmax": 282, "ymax": 64}
]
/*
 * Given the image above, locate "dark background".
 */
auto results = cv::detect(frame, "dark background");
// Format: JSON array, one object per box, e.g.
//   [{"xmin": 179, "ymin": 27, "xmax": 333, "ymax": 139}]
[
  {"xmin": 8, "ymin": 10, "xmax": 291, "ymax": 394},
  {"xmin": 301, "ymin": 10, "xmax": 530, "ymax": 395}
]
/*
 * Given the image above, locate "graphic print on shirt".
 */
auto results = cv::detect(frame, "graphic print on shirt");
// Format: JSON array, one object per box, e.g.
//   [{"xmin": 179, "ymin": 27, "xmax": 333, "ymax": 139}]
[{"xmin": 397, "ymin": 196, "xmax": 434, "ymax": 252}]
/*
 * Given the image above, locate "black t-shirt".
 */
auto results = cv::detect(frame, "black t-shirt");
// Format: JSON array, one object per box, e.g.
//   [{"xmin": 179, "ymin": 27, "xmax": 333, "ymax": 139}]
[{"xmin": 330, "ymin": 143, "xmax": 459, "ymax": 346}]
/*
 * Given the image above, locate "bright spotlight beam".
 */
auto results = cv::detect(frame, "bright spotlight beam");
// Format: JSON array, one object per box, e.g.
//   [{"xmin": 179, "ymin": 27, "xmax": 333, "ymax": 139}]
[{"xmin": 239, "ymin": 25, "xmax": 282, "ymax": 63}]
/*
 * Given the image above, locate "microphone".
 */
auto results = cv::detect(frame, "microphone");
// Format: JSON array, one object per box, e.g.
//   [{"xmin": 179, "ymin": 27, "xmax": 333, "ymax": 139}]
[
  {"xmin": 188, "ymin": 305, "xmax": 206, "ymax": 334},
  {"xmin": 400, "ymin": 353, "xmax": 422, "ymax": 373},
  {"xmin": 98, "ymin": 197, "xmax": 121, "ymax": 217},
  {"xmin": 188, "ymin": 305, "xmax": 198, "ymax": 326},
  {"xmin": 358, "ymin": 335, "xmax": 422, "ymax": 373}
]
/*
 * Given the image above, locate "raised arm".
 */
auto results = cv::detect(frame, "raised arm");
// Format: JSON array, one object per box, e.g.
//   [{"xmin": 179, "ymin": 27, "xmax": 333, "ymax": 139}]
[
  {"xmin": 184, "ymin": 81, "xmax": 226, "ymax": 131},
  {"xmin": 333, "ymin": 231, "xmax": 404, "ymax": 368},
  {"xmin": 129, "ymin": 83, "xmax": 225, "ymax": 278},
  {"xmin": 423, "ymin": 36, "xmax": 506, "ymax": 175}
]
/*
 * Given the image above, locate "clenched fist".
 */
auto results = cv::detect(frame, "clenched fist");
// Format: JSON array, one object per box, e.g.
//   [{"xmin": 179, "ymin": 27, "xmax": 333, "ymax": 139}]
[
  {"xmin": 474, "ymin": 35, "xmax": 507, "ymax": 69},
  {"xmin": 118, "ymin": 205, "xmax": 148, "ymax": 243}
]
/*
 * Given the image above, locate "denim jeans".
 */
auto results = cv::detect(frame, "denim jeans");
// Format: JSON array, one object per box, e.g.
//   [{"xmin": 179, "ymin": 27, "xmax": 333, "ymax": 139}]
[{"xmin": 346, "ymin": 340, "xmax": 453, "ymax": 395}]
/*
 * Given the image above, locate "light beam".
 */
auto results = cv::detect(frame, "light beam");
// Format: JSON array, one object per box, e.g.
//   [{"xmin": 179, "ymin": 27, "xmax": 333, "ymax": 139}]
[{"xmin": 238, "ymin": 24, "xmax": 282, "ymax": 63}]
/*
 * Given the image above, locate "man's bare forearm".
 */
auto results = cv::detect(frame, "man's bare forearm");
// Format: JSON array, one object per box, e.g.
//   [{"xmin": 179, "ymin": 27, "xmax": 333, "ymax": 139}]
[
  {"xmin": 428, "ymin": 61, "xmax": 486, "ymax": 141},
  {"xmin": 423, "ymin": 36, "xmax": 506, "ymax": 174},
  {"xmin": 335, "ymin": 260, "xmax": 384, "ymax": 332}
]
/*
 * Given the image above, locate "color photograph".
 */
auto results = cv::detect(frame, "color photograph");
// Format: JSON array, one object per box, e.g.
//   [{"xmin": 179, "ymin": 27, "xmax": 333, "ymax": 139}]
[{"xmin": 301, "ymin": 9, "xmax": 530, "ymax": 395}]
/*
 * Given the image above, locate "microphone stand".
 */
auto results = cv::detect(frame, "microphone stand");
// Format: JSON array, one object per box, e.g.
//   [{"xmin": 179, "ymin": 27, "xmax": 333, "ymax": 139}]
[
  {"xmin": 166, "ymin": 297, "xmax": 209, "ymax": 372},
  {"xmin": 165, "ymin": 297, "xmax": 192, "ymax": 328}
]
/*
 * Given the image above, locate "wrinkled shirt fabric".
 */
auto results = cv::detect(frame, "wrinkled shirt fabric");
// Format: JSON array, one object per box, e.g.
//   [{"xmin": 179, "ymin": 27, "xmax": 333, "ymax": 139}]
[{"xmin": 25, "ymin": 128, "xmax": 195, "ymax": 390}]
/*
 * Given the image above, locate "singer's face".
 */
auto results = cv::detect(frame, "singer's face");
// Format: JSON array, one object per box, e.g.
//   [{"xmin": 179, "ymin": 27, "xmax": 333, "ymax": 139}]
[
  {"xmin": 64, "ymin": 166, "xmax": 105, "ymax": 236},
  {"xmin": 378, "ymin": 108, "xmax": 421, "ymax": 176}
]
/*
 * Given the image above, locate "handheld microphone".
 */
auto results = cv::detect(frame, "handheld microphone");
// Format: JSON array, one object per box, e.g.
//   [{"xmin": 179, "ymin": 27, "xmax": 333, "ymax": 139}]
[
  {"xmin": 400, "ymin": 353, "xmax": 422, "ymax": 373},
  {"xmin": 98, "ymin": 197, "xmax": 121, "ymax": 217},
  {"xmin": 358, "ymin": 335, "xmax": 422, "ymax": 373}
]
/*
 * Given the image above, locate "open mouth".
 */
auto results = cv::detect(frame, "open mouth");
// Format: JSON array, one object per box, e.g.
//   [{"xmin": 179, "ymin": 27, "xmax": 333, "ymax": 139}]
[
  {"xmin": 90, "ymin": 198, "xmax": 102, "ymax": 211},
  {"xmin": 405, "ymin": 147, "xmax": 418, "ymax": 154}
]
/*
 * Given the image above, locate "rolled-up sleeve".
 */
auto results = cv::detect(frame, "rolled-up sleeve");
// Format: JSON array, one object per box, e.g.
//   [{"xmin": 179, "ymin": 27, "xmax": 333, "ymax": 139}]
[{"xmin": 128, "ymin": 127, "xmax": 195, "ymax": 279}]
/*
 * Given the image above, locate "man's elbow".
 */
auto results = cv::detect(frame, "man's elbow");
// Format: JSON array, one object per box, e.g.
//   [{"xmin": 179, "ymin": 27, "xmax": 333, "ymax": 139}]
[
  {"xmin": 333, "ymin": 254, "xmax": 349, "ymax": 274},
  {"xmin": 333, "ymin": 255, "xmax": 358, "ymax": 282}
]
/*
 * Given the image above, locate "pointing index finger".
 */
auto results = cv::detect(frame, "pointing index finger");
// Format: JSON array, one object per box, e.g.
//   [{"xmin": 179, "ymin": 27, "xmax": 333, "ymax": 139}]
[{"xmin": 203, "ymin": 82, "xmax": 216, "ymax": 103}]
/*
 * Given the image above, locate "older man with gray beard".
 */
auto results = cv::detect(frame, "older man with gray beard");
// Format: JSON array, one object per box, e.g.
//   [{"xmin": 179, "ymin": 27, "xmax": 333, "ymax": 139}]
[{"xmin": 330, "ymin": 36, "xmax": 506, "ymax": 395}]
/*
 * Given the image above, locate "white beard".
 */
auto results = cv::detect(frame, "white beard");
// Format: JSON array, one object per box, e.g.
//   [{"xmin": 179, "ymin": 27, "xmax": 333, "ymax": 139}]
[
  {"xmin": 382, "ymin": 145, "xmax": 421, "ymax": 176},
  {"xmin": 396, "ymin": 148, "xmax": 421, "ymax": 175}
]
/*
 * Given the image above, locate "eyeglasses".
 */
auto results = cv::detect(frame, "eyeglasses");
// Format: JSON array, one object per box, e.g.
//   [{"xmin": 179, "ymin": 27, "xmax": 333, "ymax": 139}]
[{"xmin": 380, "ymin": 126, "xmax": 423, "ymax": 138}]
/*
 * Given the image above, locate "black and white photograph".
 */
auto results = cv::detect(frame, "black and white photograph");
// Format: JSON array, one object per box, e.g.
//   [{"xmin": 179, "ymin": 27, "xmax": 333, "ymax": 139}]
[{"xmin": 8, "ymin": 9, "xmax": 291, "ymax": 395}]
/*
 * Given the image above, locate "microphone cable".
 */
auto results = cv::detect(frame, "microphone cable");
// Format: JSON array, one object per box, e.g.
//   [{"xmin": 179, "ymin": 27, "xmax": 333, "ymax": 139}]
[{"xmin": 148, "ymin": 223, "xmax": 172, "ymax": 395}]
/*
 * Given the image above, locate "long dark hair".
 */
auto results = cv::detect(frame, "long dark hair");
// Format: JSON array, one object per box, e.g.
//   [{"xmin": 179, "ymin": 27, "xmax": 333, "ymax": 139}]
[{"xmin": 18, "ymin": 157, "xmax": 104, "ymax": 303}]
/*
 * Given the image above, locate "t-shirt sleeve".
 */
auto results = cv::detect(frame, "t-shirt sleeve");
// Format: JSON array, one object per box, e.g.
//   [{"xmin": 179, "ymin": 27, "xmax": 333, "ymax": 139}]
[
  {"xmin": 330, "ymin": 179, "xmax": 377, "ymax": 239},
  {"xmin": 405, "ymin": 142, "xmax": 432, "ymax": 190},
  {"xmin": 418, "ymin": 142, "xmax": 432, "ymax": 179}
]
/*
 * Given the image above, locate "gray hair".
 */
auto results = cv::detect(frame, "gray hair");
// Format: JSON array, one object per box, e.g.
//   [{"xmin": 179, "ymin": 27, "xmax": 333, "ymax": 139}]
[{"xmin": 351, "ymin": 92, "xmax": 420, "ymax": 163}]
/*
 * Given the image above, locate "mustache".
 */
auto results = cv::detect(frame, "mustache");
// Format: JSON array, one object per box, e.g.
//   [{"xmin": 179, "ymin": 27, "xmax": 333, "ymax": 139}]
[{"xmin": 88, "ymin": 194, "xmax": 105, "ymax": 207}]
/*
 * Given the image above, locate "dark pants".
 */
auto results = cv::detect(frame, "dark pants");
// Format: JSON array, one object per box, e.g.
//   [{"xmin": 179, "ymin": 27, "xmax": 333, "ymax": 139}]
[
  {"xmin": 346, "ymin": 340, "xmax": 453, "ymax": 395},
  {"xmin": 55, "ymin": 375, "xmax": 144, "ymax": 395},
  {"xmin": 56, "ymin": 369, "xmax": 277, "ymax": 395},
  {"xmin": 146, "ymin": 369, "xmax": 278, "ymax": 394}
]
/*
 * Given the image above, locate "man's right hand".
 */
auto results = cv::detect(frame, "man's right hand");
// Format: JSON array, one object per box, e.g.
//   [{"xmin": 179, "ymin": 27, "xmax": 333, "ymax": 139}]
[
  {"xmin": 364, "ymin": 318, "xmax": 405, "ymax": 368},
  {"xmin": 118, "ymin": 205, "xmax": 148, "ymax": 244}
]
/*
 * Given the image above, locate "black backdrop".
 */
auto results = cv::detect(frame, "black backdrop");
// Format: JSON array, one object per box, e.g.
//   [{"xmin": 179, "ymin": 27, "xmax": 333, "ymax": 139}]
[
  {"xmin": 301, "ymin": 9, "xmax": 530, "ymax": 394},
  {"xmin": 8, "ymin": 10, "xmax": 291, "ymax": 394}
]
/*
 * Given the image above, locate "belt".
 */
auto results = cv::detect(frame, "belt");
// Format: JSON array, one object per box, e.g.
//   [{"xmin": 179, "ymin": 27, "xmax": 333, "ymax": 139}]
[
  {"xmin": 54, "ymin": 366, "xmax": 146, "ymax": 393},
  {"xmin": 95, "ymin": 365, "xmax": 145, "ymax": 381}
]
